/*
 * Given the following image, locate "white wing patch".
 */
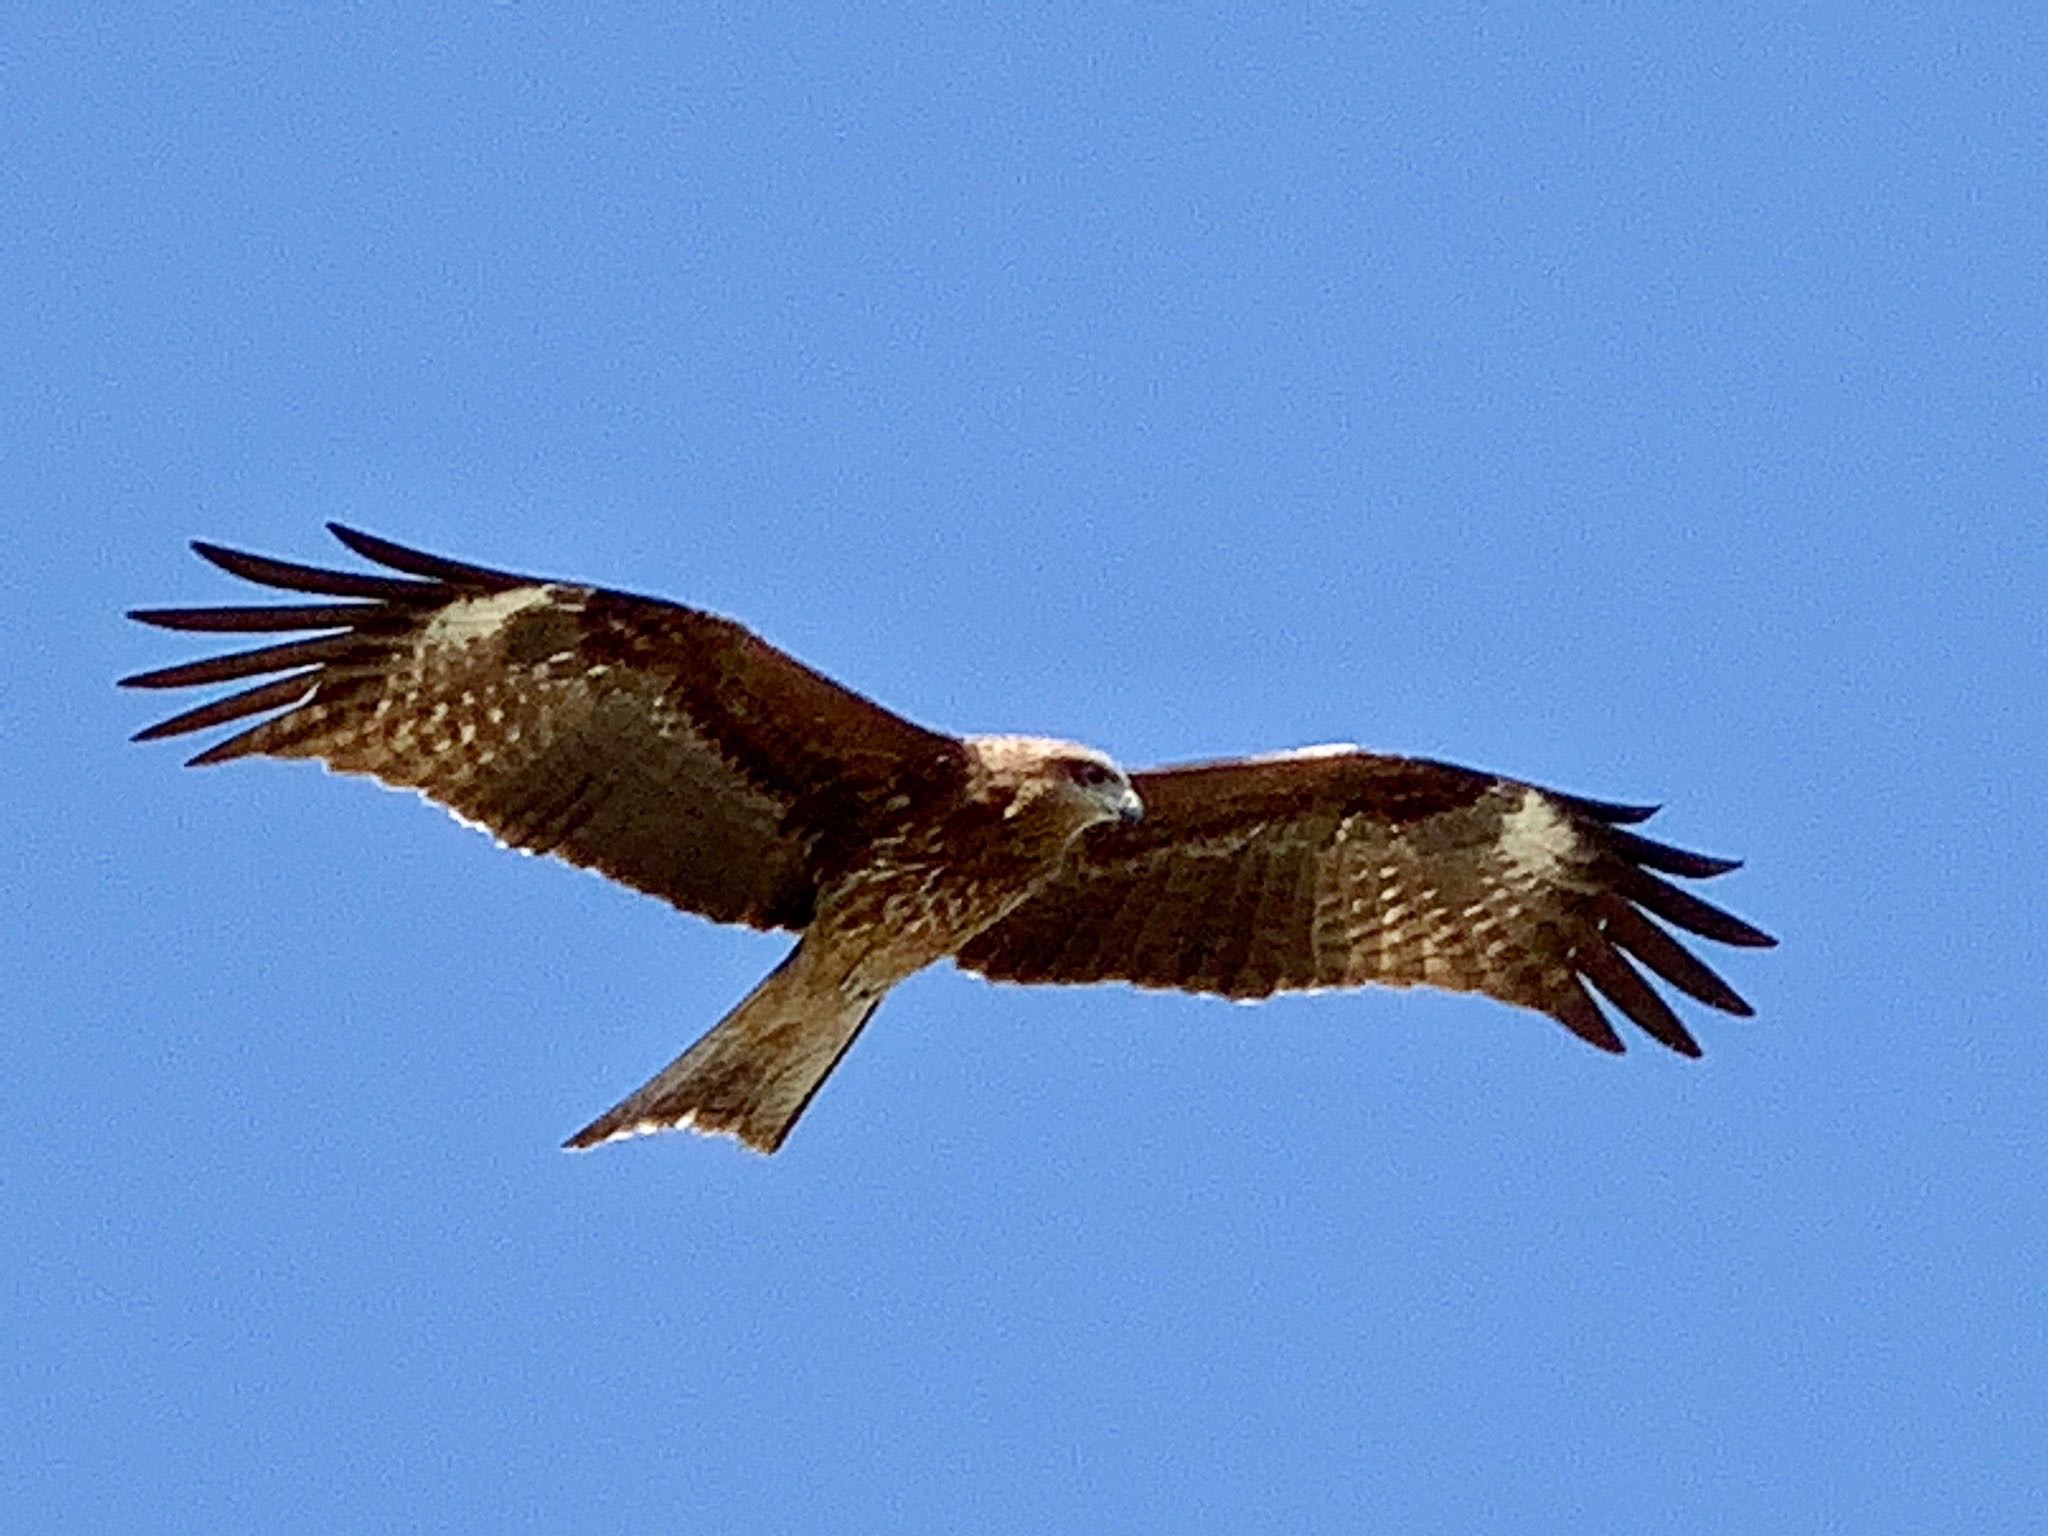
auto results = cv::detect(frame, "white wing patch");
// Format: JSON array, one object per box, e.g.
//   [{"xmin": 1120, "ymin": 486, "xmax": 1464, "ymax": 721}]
[
  {"xmin": 1240, "ymin": 742, "xmax": 1362, "ymax": 764},
  {"xmin": 1497, "ymin": 787, "xmax": 1582, "ymax": 886},
  {"xmin": 418, "ymin": 586, "xmax": 554, "ymax": 650}
]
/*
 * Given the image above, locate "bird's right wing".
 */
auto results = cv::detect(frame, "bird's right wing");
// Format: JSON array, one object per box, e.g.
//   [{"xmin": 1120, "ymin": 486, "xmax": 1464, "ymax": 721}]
[{"xmin": 124, "ymin": 525, "xmax": 967, "ymax": 931}]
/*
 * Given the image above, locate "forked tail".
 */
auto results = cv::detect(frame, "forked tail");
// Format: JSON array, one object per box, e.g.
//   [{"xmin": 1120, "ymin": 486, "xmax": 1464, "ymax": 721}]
[{"xmin": 564, "ymin": 948, "xmax": 882, "ymax": 1154}]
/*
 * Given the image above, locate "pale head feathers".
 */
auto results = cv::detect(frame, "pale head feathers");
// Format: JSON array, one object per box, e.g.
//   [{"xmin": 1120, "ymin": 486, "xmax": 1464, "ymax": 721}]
[{"xmin": 964, "ymin": 734, "xmax": 1144, "ymax": 831}]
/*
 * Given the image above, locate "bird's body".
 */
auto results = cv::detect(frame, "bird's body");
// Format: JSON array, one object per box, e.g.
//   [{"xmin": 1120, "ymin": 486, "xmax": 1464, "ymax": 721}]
[{"xmin": 126, "ymin": 527, "xmax": 1774, "ymax": 1153}]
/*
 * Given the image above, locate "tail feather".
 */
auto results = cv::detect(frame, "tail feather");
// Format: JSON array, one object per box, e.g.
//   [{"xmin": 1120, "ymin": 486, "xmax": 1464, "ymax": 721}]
[{"xmin": 565, "ymin": 951, "xmax": 881, "ymax": 1154}]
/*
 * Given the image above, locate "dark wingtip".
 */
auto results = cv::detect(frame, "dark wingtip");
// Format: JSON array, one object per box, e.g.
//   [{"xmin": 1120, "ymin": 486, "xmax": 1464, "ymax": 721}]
[
  {"xmin": 324, "ymin": 522, "xmax": 405, "ymax": 564},
  {"xmin": 1612, "ymin": 864, "xmax": 1778, "ymax": 949},
  {"xmin": 323, "ymin": 523, "xmax": 530, "ymax": 590},
  {"xmin": 118, "ymin": 660, "xmax": 195, "ymax": 690},
  {"xmin": 126, "ymin": 670, "xmax": 318, "ymax": 749},
  {"xmin": 1552, "ymin": 979, "xmax": 1628, "ymax": 1054},
  {"xmin": 1600, "ymin": 904, "xmax": 1760, "ymax": 1015},
  {"xmin": 1708, "ymin": 914, "xmax": 1777, "ymax": 949},
  {"xmin": 1577, "ymin": 941, "xmax": 1704, "ymax": 1056},
  {"xmin": 1555, "ymin": 791, "xmax": 1661, "ymax": 825},
  {"xmin": 183, "ymin": 742, "xmax": 238, "ymax": 767},
  {"xmin": 129, "ymin": 721, "xmax": 235, "ymax": 767},
  {"xmin": 130, "ymin": 712, "xmax": 205, "ymax": 744},
  {"xmin": 189, "ymin": 538, "xmax": 239, "ymax": 571},
  {"xmin": 1602, "ymin": 825, "xmax": 1746, "ymax": 879}
]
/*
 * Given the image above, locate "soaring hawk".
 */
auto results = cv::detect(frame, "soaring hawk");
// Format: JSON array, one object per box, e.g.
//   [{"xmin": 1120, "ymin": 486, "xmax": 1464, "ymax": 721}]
[{"xmin": 125, "ymin": 527, "xmax": 1774, "ymax": 1152}]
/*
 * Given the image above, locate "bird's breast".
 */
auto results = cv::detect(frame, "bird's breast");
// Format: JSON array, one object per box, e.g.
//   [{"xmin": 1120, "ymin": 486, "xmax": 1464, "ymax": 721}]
[{"xmin": 811, "ymin": 834, "xmax": 1066, "ymax": 977}]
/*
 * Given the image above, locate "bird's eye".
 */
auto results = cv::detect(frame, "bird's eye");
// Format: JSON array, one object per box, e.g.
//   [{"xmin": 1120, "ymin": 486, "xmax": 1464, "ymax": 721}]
[{"xmin": 1066, "ymin": 760, "xmax": 1112, "ymax": 788}]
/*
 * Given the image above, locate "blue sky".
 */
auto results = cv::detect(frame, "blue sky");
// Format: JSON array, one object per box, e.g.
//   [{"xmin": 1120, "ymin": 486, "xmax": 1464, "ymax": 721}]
[{"xmin": 7, "ymin": 6, "xmax": 2044, "ymax": 1530}]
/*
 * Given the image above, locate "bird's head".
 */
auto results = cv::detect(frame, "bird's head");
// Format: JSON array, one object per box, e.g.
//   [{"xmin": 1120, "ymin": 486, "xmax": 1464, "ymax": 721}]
[
  {"xmin": 1047, "ymin": 742, "xmax": 1146, "ymax": 830},
  {"xmin": 966, "ymin": 735, "xmax": 1144, "ymax": 840}
]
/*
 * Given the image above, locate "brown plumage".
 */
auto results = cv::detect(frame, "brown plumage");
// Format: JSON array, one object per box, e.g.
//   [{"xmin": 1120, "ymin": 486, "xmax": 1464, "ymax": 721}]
[{"xmin": 125, "ymin": 526, "xmax": 1775, "ymax": 1153}]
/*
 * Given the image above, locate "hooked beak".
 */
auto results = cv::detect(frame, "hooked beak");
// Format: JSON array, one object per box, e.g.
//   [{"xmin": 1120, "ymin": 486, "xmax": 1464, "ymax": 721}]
[{"xmin": 1117, "ymin": 787, "xmax": 1145, "ymax": 824}]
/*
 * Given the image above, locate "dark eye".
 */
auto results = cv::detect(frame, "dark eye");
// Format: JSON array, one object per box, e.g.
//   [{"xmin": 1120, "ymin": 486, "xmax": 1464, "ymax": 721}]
[{"xmin": 1066, "ymin": 760, "xmax": 1112, "ymax": 788}]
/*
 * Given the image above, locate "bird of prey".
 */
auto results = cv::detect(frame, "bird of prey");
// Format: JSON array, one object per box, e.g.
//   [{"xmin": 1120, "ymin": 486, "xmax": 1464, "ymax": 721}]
[{"xmin": 124, "ymin": 526, "xmax": 1774, "ymax": 1153}]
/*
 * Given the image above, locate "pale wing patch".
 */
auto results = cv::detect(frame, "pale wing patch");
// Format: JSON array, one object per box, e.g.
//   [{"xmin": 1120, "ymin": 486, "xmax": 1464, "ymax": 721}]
[
  {"xmin": 1497, "ymin": 787, "xmax": 1583, "ymax": 886},
  {"xmin": 417, "ymin": 586, "xmax": 554, "ymax": 650},
  {"xmin": 1238, "ymin": 742, "xmax": 1362, "ymax": 763}
]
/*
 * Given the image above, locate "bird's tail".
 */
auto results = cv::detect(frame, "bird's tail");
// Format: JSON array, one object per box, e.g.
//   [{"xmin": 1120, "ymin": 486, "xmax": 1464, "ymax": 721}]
[{"xmin": 563, "ymin": 948, "xmax": 881, "ymax": 1155}]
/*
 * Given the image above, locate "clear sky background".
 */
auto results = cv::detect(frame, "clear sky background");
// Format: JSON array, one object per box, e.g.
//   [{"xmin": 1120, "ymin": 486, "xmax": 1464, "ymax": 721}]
[{"xmin": 7, "ymin": 7, "xmax": 2044, "ymax": 1531}]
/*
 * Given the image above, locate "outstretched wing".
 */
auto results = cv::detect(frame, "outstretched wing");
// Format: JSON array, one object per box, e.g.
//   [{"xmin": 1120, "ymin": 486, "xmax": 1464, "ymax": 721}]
[
  {"xmin": 956, "ymin": 750, "xmax": 1774, "ymax": 1055},
  {"xmin": 124, "ymin": 524, "xmax": 967, "ymax": 931}
]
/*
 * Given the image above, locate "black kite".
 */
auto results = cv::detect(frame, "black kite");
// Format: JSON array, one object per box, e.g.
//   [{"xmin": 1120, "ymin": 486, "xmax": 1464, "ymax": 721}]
[{"xmin": 125, "ymin": 527, "xmax": 1774, "ymax": 1152}]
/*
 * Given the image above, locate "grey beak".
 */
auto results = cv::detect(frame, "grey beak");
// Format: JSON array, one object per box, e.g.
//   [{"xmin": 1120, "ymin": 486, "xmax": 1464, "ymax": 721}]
[{"xmin": 1118, "ymin": 790, "xmax": 1145, "ymax": 824}]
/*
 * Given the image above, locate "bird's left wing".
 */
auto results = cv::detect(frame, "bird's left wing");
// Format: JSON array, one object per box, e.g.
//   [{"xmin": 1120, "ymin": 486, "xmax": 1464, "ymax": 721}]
[
  {"xmin": 124, "ymin": 525, "xmax": 967, "ymax": 931},
  {"xmin": 955, "ymin": 749, "xmax": 1774, "ymax": 1055}
]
